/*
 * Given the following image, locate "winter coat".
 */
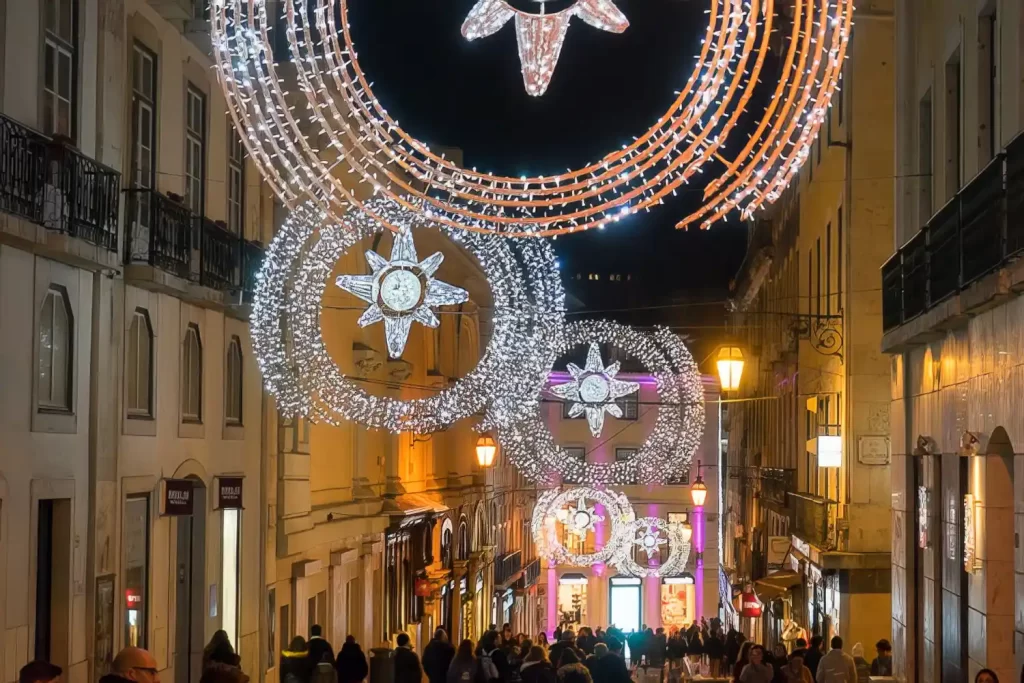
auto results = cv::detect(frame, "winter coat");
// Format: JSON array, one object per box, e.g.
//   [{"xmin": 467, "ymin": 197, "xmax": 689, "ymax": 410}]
[
  {"xmin": 815, "ymin": 650, "xmax": 857, "ymax": 683},
  {"xmin": 781, "ymin": 665, "xmax": 814, "ymax": 683},
  {"xmin": 548, "ymin": 644, "xmax": 578, "ymax": 669},
  {"xmin": 739, "ymin": 662, "xmax": 775, "ymax": 683},
  {"xmin": 446, "ymin": 658, "xmax": 477, "ymax": 683},
  {"xmin": 648, "ymin": 635, "xmax": 667, "ymax": 667},
  {"xmin": 478, "ymin": 649, "xmax": 503, "ymax": 683},
  {"xmin": 312, "ymin": 661, "xmax": 338, "ymax": 683},
  {"xmin": 423, "ymin": 639, "xmax": 457, "ymax": 683},
  {"xmin": 852, "ymin": 657, "xmax": 870, "ymax": 683},
  {"xmin": 556, "ymin": 663, "xmax": 593, "ymax": 683},
  {"xmin": 394, "ymin": 646, "xmax": 424, "ymax": 683},
  {"xmin": 519, "ymin": 662, "xmax": 557, "ymax": 683},
  {"xmin": 704, "ymin": 635, "xmax": 725, "ymax": 660},
  {"xmin": 577, "ymin": 636, "xmax": 597, "ymax": 656},
  {"xmin": 868, "ymin": 656, "xmax": 892, "ymax": 677},
  {"xmin": 585, "ymin": 654, "xmax": 631, "ymax": 683},
  {"xmin": 281, "ymin": 649, "xmax": 314, "ymax": 683},
  {"xmin": 336, "ymin": 643, "xmax": 369, "ymax": 683},
  {"xmin": 308, "ymin": 638, "xmax": 336, "ymax": 670}
]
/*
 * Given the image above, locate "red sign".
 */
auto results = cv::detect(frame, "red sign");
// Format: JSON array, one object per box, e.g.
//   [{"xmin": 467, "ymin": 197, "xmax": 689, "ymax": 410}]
[
  {"xmin": 414, "ymin": 579, "xmax": 431, "ymax": 597},
  {"xmin": 740, "ymin": 591, "xmax": 762, "ymax": 618},
  {"xmin": 125, "ymin": 589, "xmax": 143, "ymax": 607}
]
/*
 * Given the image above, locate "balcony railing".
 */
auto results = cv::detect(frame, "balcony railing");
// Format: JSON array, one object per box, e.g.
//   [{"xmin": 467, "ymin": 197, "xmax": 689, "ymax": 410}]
[
  {"xmin": 0, "ymin": 113, "xmax": 120, "ymax": 250},
  {"xmin": 523, "ymin": 558, "xmax": 541, "ymax": 588},
  {"xmin": 759, "ymin": 468, "xmax": 796, "ymax": 507},
  {"xmin": 881, "ymin": 135, "xmax": 1024, "ymax": 332},
  {"xmin": 125, "ymin": 188, "xmax": 264, "ymax": 295},
  {"xmin": 789, "ymin": 492, "xmax": 836, "ymax": 550},
  {"xmin": 494, "ymin": 550, "xmax": 523, "ymax": 587}
]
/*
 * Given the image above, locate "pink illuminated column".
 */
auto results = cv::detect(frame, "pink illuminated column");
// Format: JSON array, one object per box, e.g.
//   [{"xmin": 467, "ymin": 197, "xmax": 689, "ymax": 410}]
[
  {"xmin": 693, "ymin": 505, "xmax": 705, "ymax": 622},
  {"xmin": 547, "ymin": 564, "xmax": 558, "ymax": 638}
]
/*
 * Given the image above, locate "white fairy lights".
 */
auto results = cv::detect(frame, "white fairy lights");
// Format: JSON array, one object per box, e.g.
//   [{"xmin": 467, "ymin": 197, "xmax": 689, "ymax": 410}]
[
  {"xmin": 498, "ymin": 321, "xmax": 705, "ymax": 486},
  {"xmin": 610, "ymin": 517, "xmax": 692, "ymax": 578},
  {"xmin": 251, "ymin": 199, "xmax": 565, "ymax": 433},
  {"xmin": 550, "ymin": 342, "xmax": 640, "ymax": 438},
  {"xmin": 208, "ymin": 0, "xmax": 854, "ymax": 236},
  {"xmin": 462, "ymin": 0, "xmax": 630, "ymax": 97},
  {"xmin": 531, "ymin": 487, "xmax": 634, "ymax": 566}
]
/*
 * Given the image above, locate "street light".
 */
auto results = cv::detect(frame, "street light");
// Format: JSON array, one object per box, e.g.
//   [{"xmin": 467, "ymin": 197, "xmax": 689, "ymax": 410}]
[
  {"xmin": 716, "ymin": 346, "xmax": 745, "ymax": 391},
  {"xmin": 476, "ymin": 435, "xmax": 498, "ymax": 468},
  {"xmin": 690, "ymin": 464, "xmax": 708, "ymax": 507},
  {"xmin": 690, "ymin": 460, "xmax": 707, "ymax": 622}
]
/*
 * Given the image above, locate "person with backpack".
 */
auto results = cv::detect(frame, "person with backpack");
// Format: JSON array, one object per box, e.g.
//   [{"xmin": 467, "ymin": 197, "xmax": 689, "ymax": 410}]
[
  {"xmin": 478, "ymin": 631, "xmax": 508, "ymax": 683},
  {"xmin": 448, "ymin": 639, "xmax": 479, "ymax": 683}
]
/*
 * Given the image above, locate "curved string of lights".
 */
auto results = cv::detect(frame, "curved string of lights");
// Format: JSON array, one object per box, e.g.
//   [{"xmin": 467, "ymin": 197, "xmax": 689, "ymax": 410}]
[
  {"xmin": 609, "ymin": 517, "xmax": 692, "ymax": 578},
  {"xmin": 530, "ymin": 487, "xmax": 635, "ymax": 566},
  {"xmin": 209, "ymin": 0, "xmax": 853, "ymax": 236},
  {"xmin": 498, "ymin": 320, "xmax": 705, "ymax": 486},
  {"xmin": 250, "ymin": 198, "xmax": 565, "ymax": 433}
]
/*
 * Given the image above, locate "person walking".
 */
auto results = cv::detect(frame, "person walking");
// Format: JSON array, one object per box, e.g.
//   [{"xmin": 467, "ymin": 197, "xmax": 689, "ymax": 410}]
[
  {"xmin": 308, "ymin": 626, "xmax": 335, "ymax": 670},
  {"xmin": 975, "ymin": 670, "xmax": 999, "ymax": 683},
  {"xmin": 479, "ymin": 630, "xmax": 510, "ymax": 683},
  {"xmin": 586, "ymin": 643, "xmax": 630, "ymax": 683},
  {"xmin": 520, "ymin": 647, "xmax": 557, "ymax": 683},
  {"xmin": 803, "ymin": 637, "xmax": 823, "ymax": 683},
  {"xmin": 704, "ymin": 629, "xmax": 725, "ymax": 677},
  {"xmin": 282, "ymin": 636, "xmax": 313, "ymax": 683},
  {"xmin": 815, "ymin": 637, "xmax": 856, "ymax": 683},
  {"xmin": 770, "ymin": 645, "xmax": 790, "ymax": 683},
  {"xmin": 649, "ymin": 628, "xmax": 667, "ymax": 670},
  {"xmin": 548, "ymin": 632, "xmax": 577, "ymax": 672},
  {"xmin": 394, "ymin": 634, "xmax": 424, "ymax": 683},
  {"xmin": 424, "ymin": 629, "xmax": 457, "ymax": 683},
  {"xmin": 849, "ymin": 644, "xmax": 870, "ymax": 683},
  {"xmin": 732, "ymin": 642, "xmax": 753, "ymax": 683},
  {"xmin": 868, "ymin": 640, "xmax": 892, "ymax": 677},
  {"xmin": 447, "ymin": 639, "xmax": 478, "ymax": 683},
  {"xmin": 555, "ymin": 650, "xmax": 592, "ymax": 683},
  {"xmin": 739, "ymin": 645, "xmax": 774, "ymax": 683},
  {"xmin": 100, "ymin": 647, "xmax": 161, "ymax": 683},
  {"xmin": 203, "ymin": 631, "xmax": 239, "ymax": 670},
  {"xmin": 19, "ymin": 662, "xmax": 62, "ymax": 683},
  {"xmin": 780, "ymin": 653, "xmax": 813, "ymax": 683},
  {"xmin": 577, "ymin": 629, "xmax": 597, "ymax": 657},
  {"xmin": 336, "ymin": 636, "xmax": 369, "ymax": 683}
]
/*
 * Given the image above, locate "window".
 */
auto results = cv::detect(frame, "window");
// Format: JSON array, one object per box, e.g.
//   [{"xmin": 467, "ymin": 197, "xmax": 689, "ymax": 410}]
[
  {"xmin": 616, "ymin": 448, "xmax": 638, "ymax": 485},
  {"xmin": 185, "ymin": 86, "xmax": 206, "ymax": 215},
  {"xmin": 561, "ymin": 399, "xmax": 584, "ymax": 419},
  {"xmin": 279, "ymin": 603, "xmax": 290, "ymax": 655},
  {"xmin": 562, "ymin": 447, "xmax": 586, "ymax": 485},
  {"xmin": 38, "ymin": 286, "xmax": 73, "ymax": 412},
  {"xmin": 123, "ymin": 495, "xmax": 149, "ymax": 648},
  {"xmin": 977, "ymin": 11, "xmax": 997, "ymax": 165},
  {"xmin": 181, "ymin": 324, "xmax": 203, "ymax": 422},
  {"xmin": 944, "ymin": 49, "xmax": 962, "ymax": 198},
  {"xmin": 228, "ymin": 133, "xmax": 245, "ymax": 234},
  {"xmin": 131, "ymin": 44, "xmax": 157, "ymax": 229},
  {"xmin": 126, "ymin": 309, "xmax": 154, "ymax": 417},
  {"xmin": 266, "ymin": 589, "xmax": 276, "ymax": 671},
  {"xmin": 616, "ymin": 392, "xmax": 638, "ymax": 420},
  {"xmin": 225, "ymin": 336, "xmax": 243, "ymax": 425},
  {"xmin": 42, "ymin": 0, "xmax": 76, "ymax": 138},
  {"xmin": 221, "ymin": 508, "xmax": 241, "ymax": 649}
]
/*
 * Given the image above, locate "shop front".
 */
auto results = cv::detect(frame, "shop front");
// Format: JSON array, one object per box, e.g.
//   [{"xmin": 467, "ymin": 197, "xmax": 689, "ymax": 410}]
[
  {"xmin": 753, "ymin": 569, "xmax": 803, "ymax": 651},
  {"xmin": 660, "ymin": 574, "xmax": 697, "ymax": 630},
  {"xmin": 557, "ymin": 573, "xmax": 589, "ymax": 630}
]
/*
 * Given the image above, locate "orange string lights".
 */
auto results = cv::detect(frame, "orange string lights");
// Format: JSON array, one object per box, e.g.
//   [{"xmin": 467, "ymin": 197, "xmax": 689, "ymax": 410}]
[{"xmin": 209, "ymin": 0, "xmax": 854, "ymax": 237}]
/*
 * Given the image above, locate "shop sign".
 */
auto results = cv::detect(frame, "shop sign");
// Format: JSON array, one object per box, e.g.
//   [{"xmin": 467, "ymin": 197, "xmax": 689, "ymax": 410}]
[
  {"xmin": 964, "ymin": 494, "xmax": 978, "ymax": 573},
  {"xmin": 476, "ymin": 572, "xmax": 484, "ymax": 594},
  {"xmin": 767, "ymin": 536, "xmax": 790, "ymax": 570},
  {"xmin": 125, "ymin": 589, "xmax": 143, "ymax": 607},
  {"xmin": 858, "ymin": 436, "xmax": 890, "ymax": 465},
  {"xmin": 739, "ymin": 589, "xmax": 762, "ymax": 618},
  {"xmin": 917, "ymin": 487, "xmax": 929, "ymax": 549},
  {"xmin": 163, "ymin": 479, "xmax": 194, "ymax": 515},
  {"xmin": 216, "ymin": 477, "xmax": 244, "ymax": 509},
  {"xmin": 460, "ymin": 577, "xmax": 468, "ymax": 595},
  {"xmin": 415, "ymin": 579, "xmax": 432, "ymax": 597}
]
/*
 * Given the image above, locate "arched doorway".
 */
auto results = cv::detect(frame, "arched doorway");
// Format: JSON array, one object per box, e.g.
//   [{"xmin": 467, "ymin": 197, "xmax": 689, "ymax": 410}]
[{"xmin": 174, "ymin": 476, "xmax": 207, "ymax": 683}]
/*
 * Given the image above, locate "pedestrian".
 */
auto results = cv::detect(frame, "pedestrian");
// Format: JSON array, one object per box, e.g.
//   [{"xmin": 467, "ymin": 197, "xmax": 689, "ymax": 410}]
[
  {"xmin": 666, "ymin": 629, "xmax": 686, "ymax": 671},
  {"xmin": 537, "ymin": 633, "xmax": 550, "ymax": 649},
  {"xmin": 308, "ymin": 625, "xmax": 336, "ymax": 669},
  {"xmin": 447, "ymin": 639, "xmax": 478, "ymax": 683},
  {"xmin": 336, "ymin": 636, "xmax": 369, "ymax": 683},
  {"xmin": 555, "ymin": 650, "xmax": 592, "ymax": 683},
  {"xmin": 649, "ymin": 628, "xmax": 667, "ymax": 669},
  {"xmin": 814, "ymin": 637, "xmax": 855, "ymax": 683},
  {"xmin": 479, "ymin": 630, "xmax": 510, "ymax": 683},
  {"xmin": 586, "ymin": 643, "xmax": 630, "ymax": 683},
  {"xmin": 101, "ymin": 647, "xmax": 161, "ymax": 683},
  {"xmin": 789, "ymin": 639, "xmax": 807, "ymax": 661},
  {"xmin": 310, "ymin": 653, "xmax": 337, "ymax": 683},
  {"xmin": 704, "ymin": 629, "xmax": 725, "ymax": 677},
  {"xmin": 425, "ymin": 628, "xmax": 457, "ymax": 683},
  {"xmin": 577, "ymin": 628, "xmax": 597, "ymax": 656},
  {"xmin": 780, "ymin": 653, "xmax": 813, "ymax": 683},
  {"xmin": 739, "ymin": 645, "xmax": 774, "ymax": 683},
  {"xmin": 203, "ymin": 631, "xmax": 239, "ymax": 670},
  {"xmin": 724, "ymin": 629, "xmax": 741, "ymax": 669},
  {"xmin": 803, "ymin": 637, "xmax": 823, "ymax": 683},
  {"xmin": 19, "ymin": 661, "xmax": 62, "ymax": 683},
  {"xmin": 868, "ymin": 640, "xmax": 891, "ymax": 677},
  {"xmin": 282, "ymin": 636, "xmax": 313, "ymax": 683},
  {"xmin": 849, "ymin": 644, "xmax": 870, "ymax": 683},
  {"xmin": 975, "ymin": 670, "xmax": 999, "ymax": 683},
  {"xmin": 548, "ymin": 631, "xmax": 577, "ymax": 671},
  {"xmin": 200, "ymin": 663, "xmax": 250, "ymax": 683},
  {"xmin": 520, "ymin": 647, "xmax": 557, "ymax": 683},
  {"xmin": 732, "ymin": 642, "xmax": 752, "ymax": 682},
  {"xmin": 394, "ymin": 633, "xmax": 424, "ymax": 683},
  {"xmin": 770, "ymin": 644, "xmax": 789, "ymax": 683}
]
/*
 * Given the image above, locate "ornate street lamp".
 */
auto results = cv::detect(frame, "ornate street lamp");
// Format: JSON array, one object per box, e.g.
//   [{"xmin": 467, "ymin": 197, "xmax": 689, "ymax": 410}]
[
  {"xmin": 476, "ymin": 435, "xmax": 498, "ymax": 468},
  {"xmin": 716, "ymin": 346, "xmax": 745, "ymax": 392},
  {"xmin": 690, "ymin": 465, "xmax": 708, "ymax": 508},
  {"xmin": 690, "ymin": 460, "xmax": 708, "ymax": 621}
]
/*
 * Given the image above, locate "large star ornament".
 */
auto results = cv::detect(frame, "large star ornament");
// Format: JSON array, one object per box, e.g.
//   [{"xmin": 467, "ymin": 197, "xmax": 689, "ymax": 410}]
[
  {"xmin": 462, "ymin": 0, "xmax": 629, "ymax": 96},
  {"xmin": 552, "ymin": 342, "xmax": 640, "ymax": 437},
  {"xmin": 336, "ymin": 230, "xmax": 469, "ymax": 358},
  {"xmin": 634, "ymin": 524, "xmax": 667, "ymax": 559},
  {"xmin": 564, "ymin": 494, "xmax": 604, "ymax": 538}
]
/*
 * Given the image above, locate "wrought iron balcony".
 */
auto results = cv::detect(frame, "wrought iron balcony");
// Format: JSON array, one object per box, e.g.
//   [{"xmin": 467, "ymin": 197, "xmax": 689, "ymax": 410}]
[
  {"xmin": 194, "ymin": 216, "xmax": 241, "ymax": 290},
  {"xmin": 0, "ymin": 113, "xmax": 120, "ymax": 251},
  {"xmin": 494, "ymin": 550, "xmax": 523, "ymax": 587},
  {"xmin": 789, "ymin": 492, "xmax": 836, "ymax": 550},
  {"xmin": 882, "ymin": 134, "xmax": 1024, "ymax": 332},
  {"xmin": 523, "ymin": 558, "xmax": 541, "ymax": 588}
]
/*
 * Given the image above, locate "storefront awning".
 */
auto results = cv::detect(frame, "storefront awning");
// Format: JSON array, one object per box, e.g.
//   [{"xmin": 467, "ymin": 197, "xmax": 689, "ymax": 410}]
[
  {"xmin": 754, "ymin": 570, "xmax": 802, "ymax": 601},
  {"xmin": 389, "ymin": 493, "xmax": 449, "ymax": 525}
]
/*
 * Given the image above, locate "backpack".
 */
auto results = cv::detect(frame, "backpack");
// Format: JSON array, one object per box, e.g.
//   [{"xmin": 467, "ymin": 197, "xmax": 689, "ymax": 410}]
[{"xmin": 477, "ymin": 652, "xmax": 500, "ymax": 683}]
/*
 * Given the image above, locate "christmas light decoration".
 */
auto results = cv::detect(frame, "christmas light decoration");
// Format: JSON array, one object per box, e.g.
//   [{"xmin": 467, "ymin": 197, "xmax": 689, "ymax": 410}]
[
  {"xmin": 251, "ymin": 199, "xmax": 565, "ymax": 432},
  {"xmin": 610, "ymin": 517, "xmax": 692, "ymax": 578},
  {"xmin": 531, "ymin": 487, "xmax": 634, "ymax": 566},
  {"xmin": 209, "ymin": 0, "xmax": 853, "ymax": 236},
  {"xmin": 461, "ymin": 0, "xmax": 629, "ymax": 97},
  {"xmin": 550, "ymin": 342, "xmax": 640, "ymax": 437},
  {"xmin": 336, "ymin": 228, "xmax": 469, "ymax": 358},
  {"xmin": 498, "ymin": 321, "xmax": 705, "ymax": 485}
]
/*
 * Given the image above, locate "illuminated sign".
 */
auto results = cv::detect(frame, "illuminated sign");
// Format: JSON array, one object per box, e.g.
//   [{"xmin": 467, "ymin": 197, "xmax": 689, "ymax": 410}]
[
  {"xmin": 964, "ymin": 494, "xmax": 978, "ymax": 573},
  {"xmin": 917, "ymin": 487, "xmax": 929, "ymax": 549}
]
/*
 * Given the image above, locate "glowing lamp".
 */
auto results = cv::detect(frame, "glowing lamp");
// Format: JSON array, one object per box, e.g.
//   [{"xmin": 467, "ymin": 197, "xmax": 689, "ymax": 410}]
[
  {"xmin": 716, "ymin": 346, "xmax": 745, "ymax": 391},
  {"xmin": 476, "ymin": 435, "xmax": 498, "ymax": 468},
  {"xmin": 817, "ymin": 435, "xmax": 842, "ymax": 468},
  {"xmin": 690, "ymin": 468, "xmax": 708, "ymax": 508},
  {"xmin": 681, "ymin": 524, "xmax": 693, "ymax": 545}
]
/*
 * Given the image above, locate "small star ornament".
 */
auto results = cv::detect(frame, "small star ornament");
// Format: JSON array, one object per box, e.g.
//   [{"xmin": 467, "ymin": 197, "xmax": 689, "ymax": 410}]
[
  {"xmin": 564, "ymin": 494, "xmax": 604, "ymax": 537},
  {"xmin": 462, "ymin": 0, "xmax": 629, "ymax": 96},
  {"xmin": 634, "ymin": 524, "xmax": 667, "ymax": 559},
  {"xmin": 336, "ymin": 230, "xmax": 469, "ymax": 358},
  {"xmin": 551, "ymin": 342, "xmax": 640, "ymax": 437}
]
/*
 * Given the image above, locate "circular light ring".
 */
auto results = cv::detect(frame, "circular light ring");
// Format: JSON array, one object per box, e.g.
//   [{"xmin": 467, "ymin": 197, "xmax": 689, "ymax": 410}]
[
  {"xmin": 531, "ymin": 487, "xmax": 635, "ymax": 566},
  {"xmin": 498, "ymin": 320, "xmax": 705, "ymax": 485},
  {"xmin": 250, "ymin": 198, "xmax": 565, "ymax": 433},
  {"xmin": 610, "ymin": 517, "xmax": 691, "ymax": 578},
  {"xmin": 209, "ymin": 0, "xmax": 853, "ymax": 235}
]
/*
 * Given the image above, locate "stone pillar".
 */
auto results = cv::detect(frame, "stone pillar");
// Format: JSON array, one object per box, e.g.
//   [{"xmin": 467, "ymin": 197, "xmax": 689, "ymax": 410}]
[{"xmin": 351, "ymin": 348, "xmax": 383, "ymax": 500}]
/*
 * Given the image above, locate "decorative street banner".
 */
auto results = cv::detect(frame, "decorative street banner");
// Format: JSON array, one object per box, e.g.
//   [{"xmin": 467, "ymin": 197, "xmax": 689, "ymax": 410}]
[
  {"xmin": 163, "ymin": 479, "xmax": 194, "ymax": 516},
  {"xmin": 217, "ymin": 477, "xmax": 244, "ymax": 510}
]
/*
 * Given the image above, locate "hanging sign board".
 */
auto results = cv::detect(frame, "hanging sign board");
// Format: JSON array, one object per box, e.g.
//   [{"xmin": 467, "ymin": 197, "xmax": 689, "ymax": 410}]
[
  {"xmin": 163, "ymin": 479, "xmax": 194, "ymax": 516},
  {"xmin": 740, "ymin": 589, "xmax": 762, "ymax": 618},
  {"xmin": 216, "ymin": 477, "xmax": 244, "ymax": 510}
]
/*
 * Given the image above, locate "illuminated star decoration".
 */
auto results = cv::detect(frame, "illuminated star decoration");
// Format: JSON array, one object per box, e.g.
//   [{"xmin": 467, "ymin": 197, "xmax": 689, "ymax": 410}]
[
  {"xmin": 634, "ymin": 524, "xmax": 667, "ymax": 559},
  {"xmin": 564, "ymin": 494, "xmax": 604, "ymax": 537},
  {"xmin": 462, "ymin": 0, "xmax": 629, "ymax": 96},
  {"xmin": 336, "ymin": 229, "xmax": 468, "ymax": 358},
  {"xmin": 551, "ymin": 342, "xmax": 640, "ymax": 437}
]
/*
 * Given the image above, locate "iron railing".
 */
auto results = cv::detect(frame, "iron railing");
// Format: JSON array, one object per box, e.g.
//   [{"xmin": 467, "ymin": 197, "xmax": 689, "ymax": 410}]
[
  {"xmin": 0, "ymin": 113, "xmax": 120, "ymax": 250},
  {"xmin": 195, "ymin": 216, "xmax": 241, "ymax": 290},
  {"xmin": 882, "ymin": 136, "xmax": 1024, "ymax": 332},
  {"xmin": 523, "ymin": 558, "xmax": 541, "ymax": 588},
  {"xmin": 789, "ymin": 492, "xmax": 836, "ymax": 550},
  {"xmin": 494, "ymin": 551, "xmax": 523, "ymax": 587}
]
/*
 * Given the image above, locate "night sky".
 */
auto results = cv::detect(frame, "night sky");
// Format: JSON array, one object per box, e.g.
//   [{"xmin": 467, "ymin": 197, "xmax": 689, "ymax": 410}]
[{"xmin": 345, "ymin": 0, "xmax": 749, "ymax": 335}]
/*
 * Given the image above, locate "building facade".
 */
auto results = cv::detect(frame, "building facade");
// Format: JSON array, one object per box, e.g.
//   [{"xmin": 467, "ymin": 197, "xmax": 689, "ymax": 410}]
[
  {"xmin": 724, "ymin": 0, "xmax": 895, "ymax": 652},
  {"xmin": 882, "ymin": 0, "xmax": 1024, "ymax": 680}
]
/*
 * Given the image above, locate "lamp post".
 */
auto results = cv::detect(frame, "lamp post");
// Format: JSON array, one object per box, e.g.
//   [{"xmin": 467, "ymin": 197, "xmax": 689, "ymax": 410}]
[
  {"xmin": 691, "ymin": 461, "xmax": 708, "ymax": 622},
  {"xmin": 715, "ymin": 346, "xmax": 745, "ymax": 392},
  {"xmin": 476, "ymin": 435, "xmax": 497, "ymax": 468}
]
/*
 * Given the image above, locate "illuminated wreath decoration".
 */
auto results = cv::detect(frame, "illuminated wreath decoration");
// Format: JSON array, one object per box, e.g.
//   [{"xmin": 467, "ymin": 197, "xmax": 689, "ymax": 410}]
[
  {"xmin": 210, "ymin": 0, "xmax": 853, "ymax": 235},
  {"xmin": 498, "ymin": 321, "xmax": 705, "ymax": 485},
  {"xmin": 251, "ymin": 199, "xmax": 564, "ymax": 433},
  {"xmin": 609, "ymin": 517, "xmax": 692, "ymax": 578},
  {"xmin": 531, "ymin": 487, "xmax": 635, "ymax": 566}
]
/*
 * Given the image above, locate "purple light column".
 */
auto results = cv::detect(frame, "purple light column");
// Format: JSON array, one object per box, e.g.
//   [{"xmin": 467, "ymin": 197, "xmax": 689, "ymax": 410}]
[
  {"xmin": 693, "ymin": 505, "xmax": 705, "ymax": 622},
  {"xmin": 547, "ymin": 564, "xmax": 558, "ymax": 638}
]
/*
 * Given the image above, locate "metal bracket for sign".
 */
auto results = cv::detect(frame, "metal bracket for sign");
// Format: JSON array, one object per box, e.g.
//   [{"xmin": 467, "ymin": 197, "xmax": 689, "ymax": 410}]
[{"xmin": 790, "ymin": 313, "xmax": 845, "ymax": 363}]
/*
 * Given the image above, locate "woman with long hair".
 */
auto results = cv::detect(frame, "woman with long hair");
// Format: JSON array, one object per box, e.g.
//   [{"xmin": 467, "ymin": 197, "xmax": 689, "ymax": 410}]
[
  {"xmin": 447, "ymin": 640, "xmax": 477, "ymax": 683},
  {"xmin": 731, "ymin": 641, "xmax": 752, "ymax": 683},
  {"xmin": 537, "ymin": 633, "xmax": 550, "ymax": 649},
  {"xmin": 554, "ymin": 650, "xmax": 591, "ymax": 683},
  {"xmin": 281, "ymin": 636, "xmax": 312, "ymax": 683}
]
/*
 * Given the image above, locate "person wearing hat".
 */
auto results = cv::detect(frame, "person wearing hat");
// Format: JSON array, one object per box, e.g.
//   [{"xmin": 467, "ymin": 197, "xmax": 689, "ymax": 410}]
[
  {"xmin": 869, "ymin": 640, "xmax": 892, "ymax": 677},
  {"xmin": 19, "ymin": 661, "xmax": 62, "ymax": 683}
]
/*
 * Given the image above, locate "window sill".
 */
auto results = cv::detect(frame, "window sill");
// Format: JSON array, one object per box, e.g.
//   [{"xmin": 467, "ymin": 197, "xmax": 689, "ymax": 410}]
[
  {"xmin": 37, "ymin": 406, "xmax": 74, "ymax": 416},
  {"xmin": 127, "ymin": 413, "xmax": 154, "ymax": 421}
]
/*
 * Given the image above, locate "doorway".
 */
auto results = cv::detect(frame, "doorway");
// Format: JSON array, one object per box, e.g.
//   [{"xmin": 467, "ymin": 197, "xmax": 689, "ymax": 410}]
[
  {"xmin": 175, "ymin": 481, "xmax": 206, "ymax": 683},
  {"xmin": 34, "ymin": 499, "xmax": 71, "ymax": 670},
  {"xmin": 609, "ymin": 577, "xmax": 642, "ymax": 662}
]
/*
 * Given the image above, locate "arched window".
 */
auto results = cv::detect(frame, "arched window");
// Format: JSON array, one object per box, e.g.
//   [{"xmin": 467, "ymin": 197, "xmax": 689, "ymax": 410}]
[
  {"xmin": 441, "ymin": 523, "xmax": 453, "ymax": 569},
  {"xmin": 457, "ymin": 520, "xmax": 469, "ymax": 561},
  {"xmin": 126, "ymin": 308, "xmax": 154, "ymax": 417},
  {"xmin": 225, "ymin": 336, "xmax": 243, "ymax": 424},
  {"xmin": 38, "ymin": 285, "xmax": 73, "ymax": 411},
  {"xmin": 181, "ymin": 324, "xmax": 202, "ymax": 422}
]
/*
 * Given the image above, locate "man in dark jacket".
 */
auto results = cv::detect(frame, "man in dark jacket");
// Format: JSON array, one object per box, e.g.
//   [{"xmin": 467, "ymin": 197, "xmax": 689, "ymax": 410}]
[
  {"xmin": 803, "ymin": 636, "xmax": 824, "ymax": 683},
  {"xmin": 423, "ymin": 629, "xmax": 456, "ymax": 683},
  {"xmin": 394, "ymin": 633, "xmax": 424, "ymax": 683},
  {"xmin": 586, "ymin": 643, "xmax": 630, "ymax": 683},
  {"xmin": 20, "ymin": 661, "xmax": 63, "ymax": 683},
  {"xmin": 548, "ymin": 631, "xmax": 577, "ymax": 670},
  {"xmin": 308, "ymin": 625, "xmax": 335, "ymax": 669}
]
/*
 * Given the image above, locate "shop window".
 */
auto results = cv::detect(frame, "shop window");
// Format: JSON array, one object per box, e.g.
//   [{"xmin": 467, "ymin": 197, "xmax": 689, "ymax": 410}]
[
  {"xmin": 123, "ymin": 495, "xmax": 149, "ymax": 648},
  {"xmin": 221, "ymin": 509, "xmax": 241, "ymax": 648}
]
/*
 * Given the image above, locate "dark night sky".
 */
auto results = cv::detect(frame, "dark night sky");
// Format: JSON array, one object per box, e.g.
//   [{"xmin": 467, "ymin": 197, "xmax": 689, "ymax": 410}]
[{"xmin": 345, "ymin": 0, "xmax": 749, "ymax": 322}]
